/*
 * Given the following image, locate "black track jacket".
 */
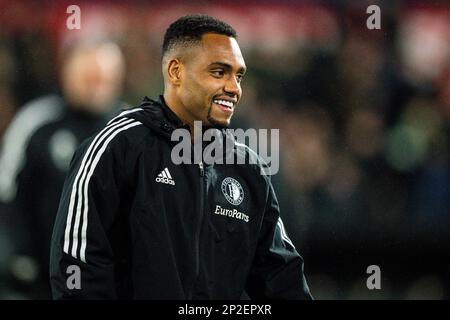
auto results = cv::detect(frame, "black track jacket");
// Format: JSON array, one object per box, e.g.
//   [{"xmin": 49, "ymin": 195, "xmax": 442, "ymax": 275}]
[{"xmin": 50, "ymin": 96, "xmax": 312, "ymax": 299}]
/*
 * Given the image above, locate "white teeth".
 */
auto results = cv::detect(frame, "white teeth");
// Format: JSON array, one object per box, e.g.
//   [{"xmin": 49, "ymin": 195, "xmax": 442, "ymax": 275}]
[{"xmin": 214, "ymin": 99, "xmax": 233, "ymax": 108}]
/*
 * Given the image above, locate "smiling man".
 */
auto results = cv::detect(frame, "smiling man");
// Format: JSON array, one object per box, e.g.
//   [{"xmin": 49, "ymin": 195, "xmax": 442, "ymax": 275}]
[
  {"xmin": 163, "ymin": 31, "xmax": 245, "ymax": 130},
  {"xmin": 50, "ymin": 14, "xmax": 312, "ymax": 300}
]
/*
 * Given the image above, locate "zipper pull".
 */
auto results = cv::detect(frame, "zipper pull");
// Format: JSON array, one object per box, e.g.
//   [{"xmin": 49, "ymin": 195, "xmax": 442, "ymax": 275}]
[{"xmin": 198, "ymin": 162, "xmax": 204, "ymax": 177}]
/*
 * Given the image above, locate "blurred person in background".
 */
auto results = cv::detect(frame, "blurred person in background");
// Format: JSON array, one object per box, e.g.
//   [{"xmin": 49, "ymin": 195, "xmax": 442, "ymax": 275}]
[
  {"xmin": 0, "ymin": 35, "xmax": 19, "ymax": 298},
  {"xmin": 0, "ymin": 38, "xmax": 126, "ymax": 298},
  {"xmin": 0, "ymin": 34, "xmax": 17, "ymax": 143}
]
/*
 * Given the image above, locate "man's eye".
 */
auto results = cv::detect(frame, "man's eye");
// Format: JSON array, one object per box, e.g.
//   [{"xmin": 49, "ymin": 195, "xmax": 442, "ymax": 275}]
[
  {"xmin": 211, "ymin": 70, "xmax": 224, "ymax": 77},
  {"xmin": 236, "ymin": 74, "xmax": 244, "ymax": 83}
]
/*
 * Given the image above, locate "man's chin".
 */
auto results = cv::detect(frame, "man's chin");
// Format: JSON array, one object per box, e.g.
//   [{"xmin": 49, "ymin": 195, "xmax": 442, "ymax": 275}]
[{"xmin": 206, "ymin": 116, "xmax": 231, "ymax": 129}]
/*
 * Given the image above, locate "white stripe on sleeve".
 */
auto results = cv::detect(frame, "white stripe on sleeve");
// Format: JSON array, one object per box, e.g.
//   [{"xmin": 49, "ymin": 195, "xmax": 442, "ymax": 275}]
[
  {"xmin": 277, "ymin": 218, "xmax": 295, "ymax": 249},
  {"xmin": 63, "ymin": 118, "xmax": 142, "ymax": 262}
]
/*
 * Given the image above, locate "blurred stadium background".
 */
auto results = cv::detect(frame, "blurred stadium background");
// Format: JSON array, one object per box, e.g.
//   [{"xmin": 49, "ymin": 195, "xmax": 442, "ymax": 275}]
[{"xmin": 0, "ymin": 0, "xmax": 449, "ymax": 299}]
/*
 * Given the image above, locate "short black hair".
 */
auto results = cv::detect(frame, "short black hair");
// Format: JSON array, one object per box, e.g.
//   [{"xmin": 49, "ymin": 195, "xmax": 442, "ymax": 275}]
[{"xmin": 162, "ymin": 14, "xmax": 237, "ymax": 57}]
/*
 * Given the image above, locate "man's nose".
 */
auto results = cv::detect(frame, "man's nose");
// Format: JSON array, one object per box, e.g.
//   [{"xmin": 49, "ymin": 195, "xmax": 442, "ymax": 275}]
[{"xmin": 224, "ymin": 76, "xmax": 241, "ymax": 96}]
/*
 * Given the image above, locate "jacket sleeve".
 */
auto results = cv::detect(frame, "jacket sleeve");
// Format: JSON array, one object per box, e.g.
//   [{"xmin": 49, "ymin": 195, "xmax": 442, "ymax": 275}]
[
  {"xmin": 50, "ymin": 121, "xmax": 140, "ymax": 299},
  {"xmin": 246, "ymin": 181, "xmax": 313, "ymax": 300}
]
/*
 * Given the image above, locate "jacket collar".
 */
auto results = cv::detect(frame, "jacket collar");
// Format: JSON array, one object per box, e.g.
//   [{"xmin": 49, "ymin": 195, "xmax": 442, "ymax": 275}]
[
  {"xmin": 155, "ymin": 95, "xmax": 186, "ymax": 129},
  {"xmin": 131, "ymin": 96, "xmax": 236, "ymax": 154}
]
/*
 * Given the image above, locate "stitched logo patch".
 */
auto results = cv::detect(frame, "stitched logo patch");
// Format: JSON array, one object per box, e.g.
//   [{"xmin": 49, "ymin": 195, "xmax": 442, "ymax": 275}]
[{"xmin": 221, "ymin": 177, "xmax": 244, "ymax": 206}]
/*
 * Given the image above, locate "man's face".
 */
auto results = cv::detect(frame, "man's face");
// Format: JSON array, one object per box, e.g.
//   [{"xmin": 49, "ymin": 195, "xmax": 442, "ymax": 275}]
[{"xmin": 178, "ymin": 33, "xmax": 246, "ymax": 128}]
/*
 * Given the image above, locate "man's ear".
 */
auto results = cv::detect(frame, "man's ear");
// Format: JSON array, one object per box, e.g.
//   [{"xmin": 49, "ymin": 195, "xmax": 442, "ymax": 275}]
[{"xmin": 167, "ymin": 59, "xmax": 183, "ymax": 86}]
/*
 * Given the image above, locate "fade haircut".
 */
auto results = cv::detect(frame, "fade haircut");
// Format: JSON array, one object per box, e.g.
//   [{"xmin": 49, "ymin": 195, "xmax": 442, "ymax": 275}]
[{"xmin": 162, "ymin": 14, "xmax": 237, "ymax": 60}]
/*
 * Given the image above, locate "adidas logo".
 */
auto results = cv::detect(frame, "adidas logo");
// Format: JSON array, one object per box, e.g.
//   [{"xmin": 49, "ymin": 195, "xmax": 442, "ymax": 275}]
[{"xmin": 155, "ymin": 167, "xmax": 175, "ymax": 185}]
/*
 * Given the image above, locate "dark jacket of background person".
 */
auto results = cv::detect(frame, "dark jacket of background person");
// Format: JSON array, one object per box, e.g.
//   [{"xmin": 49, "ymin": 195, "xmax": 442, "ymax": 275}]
[
  {"xmin": 0, "ymin": 40, "xmax": 125, "ymax": 298},
  {"xmin": 50, "ymin": 97, "xmax": 312, "ymax": 300},
  {"xmin": 0, "ymin": 95, "xmax": 121, "ymax": 297}
]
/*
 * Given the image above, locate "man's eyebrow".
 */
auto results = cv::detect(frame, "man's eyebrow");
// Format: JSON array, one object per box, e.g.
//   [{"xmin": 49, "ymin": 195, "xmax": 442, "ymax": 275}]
[{"xmin": 209, "ymin": 61, "xmax": 246, "ymax": 74}]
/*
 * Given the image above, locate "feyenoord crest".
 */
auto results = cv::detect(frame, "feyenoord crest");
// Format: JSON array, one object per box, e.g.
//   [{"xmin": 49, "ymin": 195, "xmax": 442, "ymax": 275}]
[{"xmin": 221, "ymin": 177, "xmax": 244, "ymax": 206}]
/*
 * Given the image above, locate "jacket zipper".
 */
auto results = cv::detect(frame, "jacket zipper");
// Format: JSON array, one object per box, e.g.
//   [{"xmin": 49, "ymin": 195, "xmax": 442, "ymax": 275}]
[{"xmin": 191, "ymin": 161, "xmax": 205, "ymax": 298}]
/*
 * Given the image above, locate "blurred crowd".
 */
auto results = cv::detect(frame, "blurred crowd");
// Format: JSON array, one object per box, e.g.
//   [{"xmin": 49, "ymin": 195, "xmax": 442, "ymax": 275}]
[{"xmin": 0, "ymin": 1, "xmax": 449, "ymax": 299}]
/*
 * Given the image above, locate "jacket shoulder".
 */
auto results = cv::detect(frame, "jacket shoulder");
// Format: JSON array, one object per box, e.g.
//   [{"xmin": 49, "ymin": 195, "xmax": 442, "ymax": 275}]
[
  {"xmin": 73, "ymin": 106, "xmax": 158, "ymax": 166},
  {"xmin": 234, "ymin": 141, "xmax": 273, "ymax": 178}
]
